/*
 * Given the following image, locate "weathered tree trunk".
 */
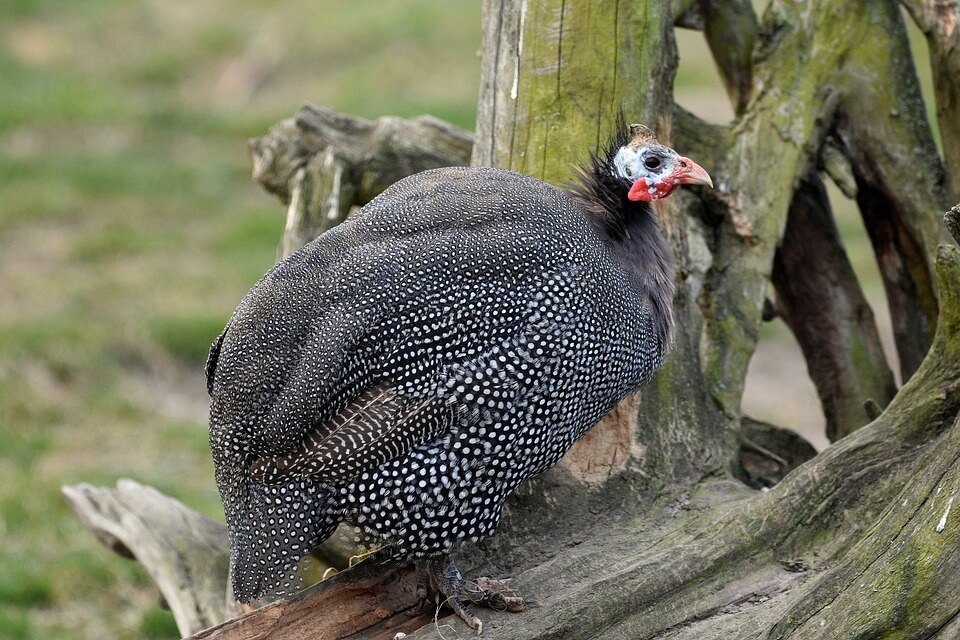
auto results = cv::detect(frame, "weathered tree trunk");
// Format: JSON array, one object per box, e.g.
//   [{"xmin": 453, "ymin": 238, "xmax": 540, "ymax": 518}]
[
  {"xmin": 64, "ymin": 1, "xmax": 960, "ymax": 638},
  {"xmin": 61, "ymin": 480, "xmax": 232, "ymax": 634},
  {"xmin": 901, "ymin": 0, "xmax": 960, "ymax": 198},
  {"xmin": 772, "ymin": 175, "xmax": 897, "ymax": 441}
]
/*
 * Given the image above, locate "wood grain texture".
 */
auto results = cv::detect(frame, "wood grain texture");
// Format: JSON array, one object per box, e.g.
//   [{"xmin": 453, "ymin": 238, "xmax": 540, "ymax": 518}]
[
  {"xmin": 900, "ymin": 0, "xmax": 960, "ymax": 197},
  {"xmin": 184, "ymin": 561, "xmax": 436, "ymax": 640}
]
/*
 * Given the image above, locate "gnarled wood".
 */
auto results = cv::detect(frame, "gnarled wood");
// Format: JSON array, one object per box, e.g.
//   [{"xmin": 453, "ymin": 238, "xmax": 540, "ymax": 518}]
[
  {"xmin": 737, "ymin": 417, "xmax": 818, "ymax": 489},
  {"xmin": 674, "ymin": 0, "xmax": 949, "ymax": 449},
  {"xmin": 250, "ymin": 105, "xmax": 473, "ymax": 258},
  {"xmin": 176, "ymin": 236, "xmax": 960, "ymax": 637},
  {"xmin": 773, "ymin": 174, "xmax": 897, "ymax": 441},
  {"xmin": 61, "ymin": 480, "xmax": 231, "ymax": 637},
  {"xmin": 947, "ymin": 203, "xmax": 960, "ymax": 243},
  {"xmin": 901, "ymin": 0, "xmax": 960, "ymax": 197},
  {"xmin": 697, "ymin": 0, "xmax": 757, "ymax": 116},
  {"xmin": 404, "ymin": 241, "xmax": 960, "ymax": 640},
  {"xmin": 826, "ymin": 0, "xmax": 947, "ymax": 377},
  {"xmin": 474, "ymin": 0, "xmax": 731, "ymax": 497},
  {"xmin": 184, "ymin": 561, "xmax": 433, "ymax": 640}
]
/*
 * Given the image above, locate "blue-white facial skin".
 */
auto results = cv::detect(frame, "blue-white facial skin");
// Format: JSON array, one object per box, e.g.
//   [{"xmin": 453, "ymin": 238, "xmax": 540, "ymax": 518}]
[{"xmin": 612, "ymin": 145, "xmax": 677, "ymax": 196}]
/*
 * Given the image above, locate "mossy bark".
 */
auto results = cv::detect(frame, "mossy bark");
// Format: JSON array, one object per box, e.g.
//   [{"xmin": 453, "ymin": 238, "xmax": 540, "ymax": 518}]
[
  {"xmin": 444, "ymin": 0, "xmax": 958, "ymax": 636},
  {"xmin": 406, "ymin": 240, "xmax": 960, "ymax": 640},
  {"xmin": 681, "ymin": 0, "xmax": 949, "ymax": 418},
  {"xmin": 697, "ymin": 0, "xmax": 757, "ymax": 116},
  {"xmin": 901, "ymin": 0, "xmax": 960, "ymax": 199}
]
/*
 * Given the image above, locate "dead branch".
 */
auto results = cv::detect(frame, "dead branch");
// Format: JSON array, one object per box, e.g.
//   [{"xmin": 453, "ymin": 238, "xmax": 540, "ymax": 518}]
[
  {"xmin": 61, "ymin": 480, "xmax": 231, "ymax": 637},
  {"xmin": 249, "ymin": 105, "xmax": 473, "ymax": 257}
]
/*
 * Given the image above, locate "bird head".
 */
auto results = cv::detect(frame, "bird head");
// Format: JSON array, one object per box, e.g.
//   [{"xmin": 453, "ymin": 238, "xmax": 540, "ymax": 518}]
[{"xmin": 610, "ymin": 124, "xmax": 713, "ymax": 202}]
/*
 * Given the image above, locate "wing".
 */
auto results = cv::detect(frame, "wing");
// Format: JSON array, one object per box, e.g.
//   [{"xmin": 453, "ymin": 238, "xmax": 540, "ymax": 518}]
[
  {"xmin": 210, "ymin": 167, "xmax": 621, "ymax": 482},
  {"xmin": 248, "ymin": 383, "xmax": 455, "ymax": 484},
  {"xmin": 243, "ymin": 294, "xmax": 590, "ymax": 486}
]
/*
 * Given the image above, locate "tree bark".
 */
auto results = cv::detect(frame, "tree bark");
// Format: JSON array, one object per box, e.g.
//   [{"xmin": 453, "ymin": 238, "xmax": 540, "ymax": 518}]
[
  {"xmin": 67, "ymin": 237, "xmax": 960, "ymax": 639},
  {"xmin": 674, "ymin": 0, "xmax": 948, "ymax": 413},
  {"xmin": 175, "ymin": 237, "xmax": 960, "ymax": 638},
  {"xmin": 403, "ymin": 238, "xmax": 960, "ymax": 640},
  {"xmin": 61, "ymin": 480, "xmax": 231, "ymax": 637},
  {"xmin": 772, "ymin": 175, "xmax": 897, "ymax": 441},
  {"xmin": 474, "ymin": 0, "xmax": 732, "ymax": 496},
  {"xmin": 901, "ymin": 0, "xmax": 960, "ymax": 198},
  {"xmin": 697, "ymin": 0, "xmax": 757, "ymax": 116}
]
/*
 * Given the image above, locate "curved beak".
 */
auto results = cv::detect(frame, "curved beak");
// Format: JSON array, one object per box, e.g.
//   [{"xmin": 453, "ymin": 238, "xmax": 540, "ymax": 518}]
[{"xmin": 674, "ymin": 156, "xmax": 713, "ymax": 188}]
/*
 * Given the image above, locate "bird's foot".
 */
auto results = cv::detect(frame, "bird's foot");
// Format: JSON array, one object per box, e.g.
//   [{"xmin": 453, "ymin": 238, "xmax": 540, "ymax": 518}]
[{"xmin": 414, "ymin": 555, "xmax": 529, "ymax": 635}]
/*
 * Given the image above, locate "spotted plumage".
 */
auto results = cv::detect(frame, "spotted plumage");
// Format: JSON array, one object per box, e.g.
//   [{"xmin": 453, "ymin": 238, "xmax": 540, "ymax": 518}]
[{"xmin": 206, "ymin": 121, "xmax": 712, "ymax": 624}]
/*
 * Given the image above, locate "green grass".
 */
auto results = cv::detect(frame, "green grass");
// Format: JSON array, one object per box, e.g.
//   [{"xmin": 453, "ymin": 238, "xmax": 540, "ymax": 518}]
[
  {"xmin": 149, "ymin": 315, "xmax": 227, "ymax": 366},
  {"xmin": 0, "ymin": 555, "xmax": 55, "ymax": 607},
  {"xmin": 0, "ymin": 606, "xmax": 33, "ymax": 640},
  {"xmin": 139, "ymin": 607, "xmax": 180, "ymax": 639}
]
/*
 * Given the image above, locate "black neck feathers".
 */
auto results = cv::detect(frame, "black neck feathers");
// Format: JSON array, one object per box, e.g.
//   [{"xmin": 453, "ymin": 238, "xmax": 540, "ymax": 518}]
[{"xmin": 566, "ymin": 125, "xmax": 677, "ymax": 349}]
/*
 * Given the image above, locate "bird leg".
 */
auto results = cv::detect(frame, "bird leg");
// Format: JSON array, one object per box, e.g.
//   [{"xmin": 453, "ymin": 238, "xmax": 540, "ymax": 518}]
[{"xmin": 415, "ymin": 555, "xmax": 527, "ymax": 634}]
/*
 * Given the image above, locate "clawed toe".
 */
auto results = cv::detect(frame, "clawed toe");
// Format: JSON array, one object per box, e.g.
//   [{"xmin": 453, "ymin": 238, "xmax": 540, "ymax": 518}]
[
  {"xmin": 418, "ymin": 555, "xmax": 530, "ymax": 634},
  {"xmin": 472, "ymin": 577, "xmax": 525, "ymax": 613}
]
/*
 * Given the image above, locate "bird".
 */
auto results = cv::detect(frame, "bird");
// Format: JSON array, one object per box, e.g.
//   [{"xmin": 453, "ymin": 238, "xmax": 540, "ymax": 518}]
[{"xmin": 205, "ymin": 118, "xmax": 712, "ymax": 632}]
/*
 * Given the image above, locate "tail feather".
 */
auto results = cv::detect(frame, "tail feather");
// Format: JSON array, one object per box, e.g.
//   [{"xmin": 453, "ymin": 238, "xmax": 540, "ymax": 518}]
[{"xmin": 229, "ymin": 477, "xmax": 340, "ymax": 602}]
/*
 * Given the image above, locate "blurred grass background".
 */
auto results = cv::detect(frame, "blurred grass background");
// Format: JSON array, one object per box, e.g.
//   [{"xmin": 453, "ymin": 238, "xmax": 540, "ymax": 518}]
[{"xmin": 0, "ymin": 1, "xmax": 937, "ymax": 638}]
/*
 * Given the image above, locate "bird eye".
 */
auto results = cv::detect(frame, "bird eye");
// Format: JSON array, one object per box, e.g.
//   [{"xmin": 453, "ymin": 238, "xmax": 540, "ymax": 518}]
[{"xmin": 643, "ymin": 156, "xmax": 662, "ymax": 171}]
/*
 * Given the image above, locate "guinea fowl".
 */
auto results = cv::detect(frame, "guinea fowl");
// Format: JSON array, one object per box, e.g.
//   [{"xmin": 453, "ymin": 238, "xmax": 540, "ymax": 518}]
[{"xmin": 206, "ymin": 120, "xmax": 712, "ymax": 631}]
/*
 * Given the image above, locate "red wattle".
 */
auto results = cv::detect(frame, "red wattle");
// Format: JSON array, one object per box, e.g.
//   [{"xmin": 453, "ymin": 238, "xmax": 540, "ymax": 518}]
[{"xmin": 628, "ymin": 178, "xmax": 652, "ymax": 202}]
